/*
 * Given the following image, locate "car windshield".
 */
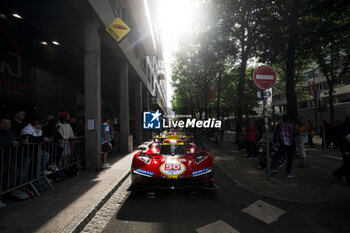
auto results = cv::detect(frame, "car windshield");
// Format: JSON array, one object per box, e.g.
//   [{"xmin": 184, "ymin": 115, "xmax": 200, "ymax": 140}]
[{"xmin": 160, "ymin": 145, "xmax": 186, "ymax": 155}]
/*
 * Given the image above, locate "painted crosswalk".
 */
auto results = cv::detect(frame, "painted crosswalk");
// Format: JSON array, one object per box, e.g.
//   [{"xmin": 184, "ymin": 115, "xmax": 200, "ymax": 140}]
[
  {"xmin": 242, "ymin": 200, "xmax": 286, "ymax": 224},
  {"xmin": 196, "ymin": 220, "xmax": 240, "ymax": 233}
]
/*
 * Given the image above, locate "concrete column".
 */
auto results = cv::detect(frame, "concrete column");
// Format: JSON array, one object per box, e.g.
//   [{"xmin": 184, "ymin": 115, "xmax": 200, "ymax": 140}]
[
  {"xmin": 119, "ymin": 61, "xmax": 131, "ymax": 153},
  {"xmin": 134, "ymin": 81, "xmax": 142, "ymax": 146},
  {"xmin": 84, "ymin": 21, "xmax": 102, "ymax": 170}
]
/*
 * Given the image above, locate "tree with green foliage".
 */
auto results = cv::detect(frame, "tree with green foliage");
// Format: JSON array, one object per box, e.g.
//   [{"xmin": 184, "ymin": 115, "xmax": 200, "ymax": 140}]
[
  {"xmin": 214, "ymin": 0, "xmax": 266, "ymax": 142},
  {"xmin": 171, "ymin": 33, "xmax": 220, "ymax": 118},
  {"xmin": 254, "ymin": 0, "xmax": 332, "ymax": 121},
  {"xmin": 307, "ymin": 0, "xmax": 350, "ymax": 119}
]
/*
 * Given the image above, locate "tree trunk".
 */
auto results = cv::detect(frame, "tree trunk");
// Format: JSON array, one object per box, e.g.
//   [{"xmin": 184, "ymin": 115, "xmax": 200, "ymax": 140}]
[
  {"xmin": 328, "ymin": 53, "xmax": 336, "ymax": 120},
  {"xmin": 285, "ymin": 0, "xmax": 299, "ymax": 121},
  {"xmin": 235, "ymin": 51, "xmax": 248, "ymax": 143},
  {"xmin": 234, "ymin": 106, "xmax": 238, "ymax": 142},
  {"xmin": 216, "ymin": 74, "xmax": 222, "ymax": 119},
  {"xmin": 328, "ymin": 86, "xmax": 335, "ymax": 119}
]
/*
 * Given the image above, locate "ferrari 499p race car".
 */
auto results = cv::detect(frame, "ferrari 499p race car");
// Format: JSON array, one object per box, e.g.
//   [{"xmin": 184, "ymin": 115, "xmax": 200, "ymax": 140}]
[{"xmin": 130, "ymin": 134, "xmax": 217, "ymax": 190}]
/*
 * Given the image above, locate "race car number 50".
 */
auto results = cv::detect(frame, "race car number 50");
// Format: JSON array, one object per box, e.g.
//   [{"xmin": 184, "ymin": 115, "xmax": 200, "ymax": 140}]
[
  {"xmin": 160, "ymin": 162, "xmax": 186, "ymax": 177},
  {"xmin": 165, "ymin": 164, "xmax": 181, "ymax": 170}
]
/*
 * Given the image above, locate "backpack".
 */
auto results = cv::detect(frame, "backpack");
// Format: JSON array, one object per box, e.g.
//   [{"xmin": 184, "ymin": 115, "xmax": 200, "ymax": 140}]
[
  {"xmin": 33, "ymin": 177, "xmax": 50, "ymax": 193},
  {"xmin": 63, "ymin": 164, "xmax": 79, "ymax": 178},
  {"xmin": 48, "ymin": 170, "xmax": 66, "ymax": 182}
]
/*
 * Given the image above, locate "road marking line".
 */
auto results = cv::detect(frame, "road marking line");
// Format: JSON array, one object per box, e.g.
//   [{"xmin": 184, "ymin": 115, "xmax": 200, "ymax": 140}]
[
  {"xmin": 196, "ymin": 220, "xmax": 240, "ymax": 233},
  {"xmin": 242, "ymin": 200, "xmax": 286, "ymax": 224}
]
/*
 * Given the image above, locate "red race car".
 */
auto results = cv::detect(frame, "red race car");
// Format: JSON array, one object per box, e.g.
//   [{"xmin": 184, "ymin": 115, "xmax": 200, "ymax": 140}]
[{"xmin": 130, "ymin": 135, "xmax": 217, "ymax": 190}]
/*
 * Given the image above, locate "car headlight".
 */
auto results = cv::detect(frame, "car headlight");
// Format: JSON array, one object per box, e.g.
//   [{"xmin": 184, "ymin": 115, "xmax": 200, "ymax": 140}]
[
  {"xmin": 139, "ymin": 153, "xmax": 152, "ymax": 164},
  {"xmin": 195, "ymin": 153, "xmax": 207, "ymax": 163}
]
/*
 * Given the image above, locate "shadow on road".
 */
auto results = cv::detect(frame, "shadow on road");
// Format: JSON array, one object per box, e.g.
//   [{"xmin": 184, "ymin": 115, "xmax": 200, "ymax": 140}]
[{"xmin": 117, "ymin": 188, "xmax": 219, "ymax": 222}]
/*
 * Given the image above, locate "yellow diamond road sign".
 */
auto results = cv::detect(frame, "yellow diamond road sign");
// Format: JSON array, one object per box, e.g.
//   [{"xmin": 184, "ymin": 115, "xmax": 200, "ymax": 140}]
[{"xmin": 105, "ymin": 17, "xmax": 131, "ymax": 42}]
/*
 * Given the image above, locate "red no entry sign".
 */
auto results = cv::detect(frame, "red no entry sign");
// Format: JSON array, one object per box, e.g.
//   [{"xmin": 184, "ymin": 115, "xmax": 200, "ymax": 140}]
[{"xmin": 253, "ymin": 65, "xmax": 277, "ymax": 89}]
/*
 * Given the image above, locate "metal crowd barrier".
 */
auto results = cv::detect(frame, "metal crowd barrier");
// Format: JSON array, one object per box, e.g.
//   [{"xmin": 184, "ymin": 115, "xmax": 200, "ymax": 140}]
[{"xmin": 0, "ymin": 136, "xmax": 85, "ymax": 197}]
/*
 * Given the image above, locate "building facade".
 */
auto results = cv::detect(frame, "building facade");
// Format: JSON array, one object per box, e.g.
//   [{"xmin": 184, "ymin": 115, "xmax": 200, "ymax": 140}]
[
  {"xmin": 272, "ymin": 65, "xmax": 350, "ymax": 125},
  {"xmin": 0, "ymin": 0, "xmax": 168, "ymax": 170}
]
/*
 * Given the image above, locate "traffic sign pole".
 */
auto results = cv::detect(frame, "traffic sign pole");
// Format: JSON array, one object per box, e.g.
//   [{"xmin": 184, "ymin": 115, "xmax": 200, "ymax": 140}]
[
  {"xmin": 253, "ymin": 65, "xmax": 277, "ymax": 181},
  {"xmin": 263, "ymin": 90, "xmax": 271, "ymax": 181}
]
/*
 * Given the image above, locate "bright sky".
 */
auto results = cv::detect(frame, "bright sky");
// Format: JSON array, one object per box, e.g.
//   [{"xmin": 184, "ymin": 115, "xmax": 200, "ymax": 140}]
[
  {"xmin": 158, "ymin": 0, "xmax": 196, "ymax": 109},
  {"xmin": 156, "ymin": 1, "xmax": 262, "ymax": 110}
]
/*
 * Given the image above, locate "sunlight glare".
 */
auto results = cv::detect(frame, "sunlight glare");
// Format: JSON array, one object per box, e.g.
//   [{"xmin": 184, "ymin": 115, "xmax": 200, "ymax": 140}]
[{"xmin": 158, "ymin": 0, "xmax": 197, "ymax": 107}]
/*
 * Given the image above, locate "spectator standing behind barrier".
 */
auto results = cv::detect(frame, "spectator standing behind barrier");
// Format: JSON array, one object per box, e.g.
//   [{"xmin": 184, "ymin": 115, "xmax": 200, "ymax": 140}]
[
  {"xmin": 0, "ymin": 116, "xmax": 32, "ymax": 207},
  {"xmin": 70, "ymin": 114, "xmax": 78, "ymax": 136},
  {"xmin": 57, "ymin": 112, "xmax": 75, "ymax": 169},
  {"xmin": 244, "ymin": 120, "xmax": 257, "ymax": 159},
  {"xmin": 42, "ymin": 117, "xmax": 61, "ymax": 172},
  {"xmin": 271, "ymin": 115, "xmax": 296, "ymax": 178},
  {"xmin": 11, "ymin": 109, "xmax": 27, "ymax": 135},
  {"xmin": 41, "ymin": 115, "xmax": 55, "ymax": 129},
  {"xmin": 101, "ymin": 117, "xmax": 112, "ymax": 169},
  {"xmin": 295, "ymin": 116, "xmax": 310, "ymax": 168},
  {"xmin": 75, "ymin": 116, "xmax": 85, "ymax": 137},
  {"xmin": 20, "ymin": 117, "xmax": 51, "ymax": 175},
  {"xmin": 0, "ymin": 116, "xmax": 23, "ymax": 147},
  {"xmin": 333, "ymin": 113, "xmax": 350, "ymax": 185},
  {"xmin": 0, "ymin": 116, "xmax": 31, "ymax": 185},
  {"xmin": 307, "ymin": 120, "xmax": 315, "ymax": 148}
]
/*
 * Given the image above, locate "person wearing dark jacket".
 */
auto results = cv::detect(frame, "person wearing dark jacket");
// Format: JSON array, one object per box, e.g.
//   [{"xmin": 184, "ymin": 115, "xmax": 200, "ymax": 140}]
[
  {"xmin": 333, "ymin": 113, "xmax": 350, "ymax": 185},
  {"xmin": 244, "ymin": 120, "xmax": 257, "ymax": 159},
  {"xmin": 42, "ymin": 118, "xmax": 61, "ymax": 172},
  {"xmin": 272, "ymin": 115, "xmax": 296, "ymax": 178},
  {"xmin": 0, "ymin": 120, "xmax": 22, "ymax": 147},
  {"xmin": 0, "ymin": 116, "xmax": 31, "ymax": 186},
  {"xmin": 11, "ymin": 109, "xmax": 27, "ymax": 136},
  {"xmin": 20, "ymin": 118, "xmax": 51, "ymax": 175}
]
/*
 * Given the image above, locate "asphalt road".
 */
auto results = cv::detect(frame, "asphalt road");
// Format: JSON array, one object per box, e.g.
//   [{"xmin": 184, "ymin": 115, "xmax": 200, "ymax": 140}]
[{"xmin": 102, "ymin": 165, "xmax": 350, "ymax": 233}]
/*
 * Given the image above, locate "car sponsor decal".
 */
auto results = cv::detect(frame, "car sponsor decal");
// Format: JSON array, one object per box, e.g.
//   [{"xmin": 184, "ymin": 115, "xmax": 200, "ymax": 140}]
[
  {"xmin": 192, "ymin": 167, "xmax": 211, "ymax": 177},
  {"xmin": 177, "ymin": 158, "xmax": 187, "ymax": 163},
  {"xmin": 134, "ymin": 168, "xmax": 154, "ymax": 177},
  {"xmin": 160, "ymin": 160, "xmax": 186, "ymax": 178}
]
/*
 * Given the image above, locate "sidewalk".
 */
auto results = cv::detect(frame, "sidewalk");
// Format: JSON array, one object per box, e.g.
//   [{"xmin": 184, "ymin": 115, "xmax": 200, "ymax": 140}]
[
  {"xmin": 0, "ymin": 141, "xmax": 146, "ymax": 233},
  {"xmin": 208, "ymin": 133, "xmax": 344, "ymax": 203}
]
